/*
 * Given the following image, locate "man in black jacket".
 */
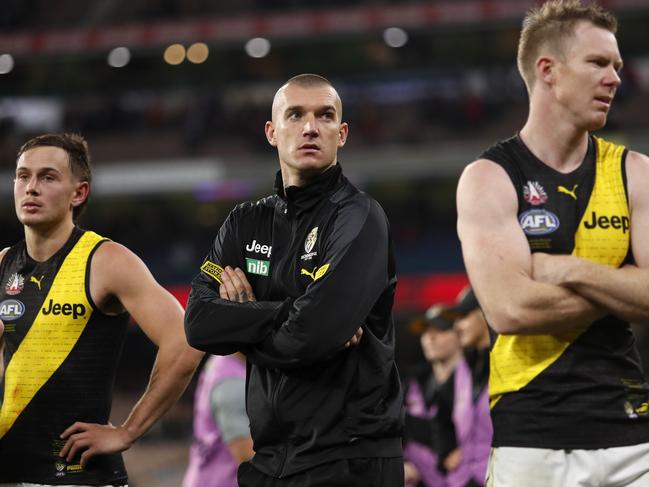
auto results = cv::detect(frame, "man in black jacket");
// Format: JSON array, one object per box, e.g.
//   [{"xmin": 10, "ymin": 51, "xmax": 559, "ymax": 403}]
[{"xmin": 185, "ymin": 73, "xmax": 404, "ymax": 486}]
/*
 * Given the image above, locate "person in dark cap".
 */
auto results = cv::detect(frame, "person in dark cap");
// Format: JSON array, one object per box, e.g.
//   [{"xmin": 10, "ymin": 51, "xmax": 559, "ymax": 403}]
[
  {"xmin": 451, "ymin": 288, "xmax": 490, "ymax": 352},
  {"xmin": 404, "ymin": 285, "xmax": 493, "ymax": 487}
]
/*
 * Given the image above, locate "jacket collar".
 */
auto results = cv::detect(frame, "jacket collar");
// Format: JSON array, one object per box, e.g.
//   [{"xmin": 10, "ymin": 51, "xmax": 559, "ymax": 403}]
[{"xmin": 274, "ymin": 163, "xmax": 344, "ymax": 216}]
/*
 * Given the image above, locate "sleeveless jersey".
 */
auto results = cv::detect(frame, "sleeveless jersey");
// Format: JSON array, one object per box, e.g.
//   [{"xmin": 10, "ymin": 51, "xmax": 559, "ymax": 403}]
[
  {"xmin": 481, "ymin": 135, "xmax": 649, "ymax": 449},
  {"xmin": 0, "ymin": 227, "xmax": 129, "ymax": 485}
]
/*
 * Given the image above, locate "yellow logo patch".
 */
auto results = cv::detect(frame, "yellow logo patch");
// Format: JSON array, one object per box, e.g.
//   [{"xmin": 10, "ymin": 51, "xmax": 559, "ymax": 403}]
[
  {"xmin": 30, "ymin": 274, "xmax": 45, "ymax": 290},
  {"xmin": 557, "ymin": 184, "xmax": 578, "ymax": 200},
  {"xmin": 300, "ymin": 263, "xmax": 330, "ymax": 282},
  {"xmin": 200, "ymin": 261, "xmax": 224, "ymax": 284}
]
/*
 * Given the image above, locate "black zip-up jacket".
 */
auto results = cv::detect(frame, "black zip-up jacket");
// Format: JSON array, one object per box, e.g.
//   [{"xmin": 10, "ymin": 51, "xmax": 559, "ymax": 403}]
[{"xmin": 185, "ymin": 164, "xmax": 404, "ymax": 478}]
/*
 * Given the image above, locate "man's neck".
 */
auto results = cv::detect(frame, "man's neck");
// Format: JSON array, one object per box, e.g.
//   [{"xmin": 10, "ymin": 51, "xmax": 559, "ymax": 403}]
[
  {"xmin": 24, "ymin": 220, "xmax": 75, "ymax": 262},
  {"xmin": 280, "ymin": 162, "xmax": 336, "ymax": 189},
  {"xmin": 520, "ymin": 104, "xmax": 590, "ymax": 174}
]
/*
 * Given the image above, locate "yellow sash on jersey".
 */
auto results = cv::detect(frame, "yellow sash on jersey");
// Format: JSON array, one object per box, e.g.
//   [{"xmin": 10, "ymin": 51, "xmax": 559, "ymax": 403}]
[
  {"xmin": 490, "ymin": 137, "xmax": 630, "ymax": 408},
  {"xmin": 0, "ymin": 231, "xmax": 104, "ymax": 438}
]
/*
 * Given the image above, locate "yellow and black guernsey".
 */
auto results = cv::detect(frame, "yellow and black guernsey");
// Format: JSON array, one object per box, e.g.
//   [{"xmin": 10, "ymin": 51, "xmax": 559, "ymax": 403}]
[
  {"xmin": 481, "ymin": 134, "xmax": 649, "ymax": 449},
  {"xmin": 0, "ymin": 227, "xmax": 129, "ymax": 485}
]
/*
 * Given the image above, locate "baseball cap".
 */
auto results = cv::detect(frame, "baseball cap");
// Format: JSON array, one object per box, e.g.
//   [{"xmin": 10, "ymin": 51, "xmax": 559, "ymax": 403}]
[
  {"xmin": 408, "ymin": 311, "xmax": 454, "ymax": 334},
  {"xmin": 423, "ymin": 305, "xmax": 455, "ymax": 331},
  {"xmin": 441, "ymin": 286, "xmax": 479, "ymax": 320},
  {"xmin": 409, "ymin": 285, "xmax": 480, "ymax": 334},
  {"xmin": 408, "ymin": 302, "xmax": 456, "ymax": 335}
]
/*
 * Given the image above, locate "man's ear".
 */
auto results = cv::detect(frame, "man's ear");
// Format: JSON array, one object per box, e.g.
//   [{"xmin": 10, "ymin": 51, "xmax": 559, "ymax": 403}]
[
  {"xmin": 338, "ymin": 122, "xmax": 349, "ymax": 148},
  {"xmin": 71, "ymin": 181, "xmax": 90, "ymax": 209},
  {"xmin": 265, "ymin": 121, "xmax": 277, "ymax": 147},
  {"xmin": 537, "ymin": 56, "xmax": 555, "ymax": 85}
]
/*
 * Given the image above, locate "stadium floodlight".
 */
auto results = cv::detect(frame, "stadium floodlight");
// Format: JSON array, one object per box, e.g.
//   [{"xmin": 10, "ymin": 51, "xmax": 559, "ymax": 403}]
[
  {"xmin": 245, "ymin": 38, "xmax": 271, "ymax": 58},
  {"xmin": 187, "ymin": 43, "xmax": 209, "ymax": 64},
  {"xmin": 383, "ymin": 27, "xmax": 408, "ymax": 48},
  {"xmin": 0, "ymin": 54, "xmax": 14, "ymax": 74},
  {"xmin": 107, "ymin": 47, "xmax": 131, "ymax": 68},
  {"xmin": 164, "ymin": 44, "xmax": 186, "ymax": 65}
]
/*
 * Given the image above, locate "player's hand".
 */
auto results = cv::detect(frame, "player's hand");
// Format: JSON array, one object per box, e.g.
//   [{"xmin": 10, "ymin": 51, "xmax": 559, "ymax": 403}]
[
  {"xmin": 443, "ymin": 447, "xmax": 463, "ymax": 471},
  {"xmin": 0, "ymin": 319, "xmax": 4, "ymax": 337},
  {"xmin": 344, "ymin": 326, "xmax": 363, "ymax": 348},
  {"xmin": 404, "ymin": 461, "xmax": 421, "ymax": 484},
  {"xmin": 219, "ymin": 266, "xmax": 256, "ymax": 303},
  {"xmin": 59, "ymin": 422, "xmax": 135, "ymax": 468}
]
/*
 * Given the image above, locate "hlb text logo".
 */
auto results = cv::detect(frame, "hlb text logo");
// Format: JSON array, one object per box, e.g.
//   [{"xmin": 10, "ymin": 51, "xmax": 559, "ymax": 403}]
[
  {"xmin": 246, "ymin": 258, "xmax": 270, "ymax": 277},
  {"xmin": 41, "ymin": 299, "xmax": 87, "ymax": 319}
]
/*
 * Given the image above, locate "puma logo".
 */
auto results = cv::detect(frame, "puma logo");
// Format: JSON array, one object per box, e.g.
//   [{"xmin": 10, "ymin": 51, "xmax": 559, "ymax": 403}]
[
  {"xmin": 30, "ymin": 274, "xmax": 45, "ymax": 290},
  {"xmin": 300, "ymin": 264, "xmax": 330, "ymax": 282},
  {"xmin": 558, "ymin": 184, "xmax": 578, "ymax": 200},
  {"xmin": 301, "ymin": 268, "xmax": 317, "ymax": 280}
]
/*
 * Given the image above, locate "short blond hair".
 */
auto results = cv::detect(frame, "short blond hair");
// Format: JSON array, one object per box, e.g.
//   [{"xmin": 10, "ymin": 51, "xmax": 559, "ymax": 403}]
[{"xmin": 517, "ymin": 0, "xmax": 617, "ymax": 92}]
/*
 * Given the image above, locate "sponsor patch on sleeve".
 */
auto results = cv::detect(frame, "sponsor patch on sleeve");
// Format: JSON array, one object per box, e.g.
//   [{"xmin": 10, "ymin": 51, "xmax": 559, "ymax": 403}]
[{"xmin": 200, "ymin": 261, "xmax": 224, "ymax": 284}]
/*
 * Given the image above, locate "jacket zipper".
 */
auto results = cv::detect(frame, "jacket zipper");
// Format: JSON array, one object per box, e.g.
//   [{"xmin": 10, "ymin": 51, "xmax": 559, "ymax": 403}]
[{"xmin": 269, "ymin": 203, "xmax": 294, "ymax": 477}]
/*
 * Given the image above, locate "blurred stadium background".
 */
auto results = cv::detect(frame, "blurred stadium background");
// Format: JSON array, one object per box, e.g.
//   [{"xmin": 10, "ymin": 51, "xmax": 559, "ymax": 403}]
[{"xmin": 3, "ymin": 0, "xmax": 649, "ymax": 485}]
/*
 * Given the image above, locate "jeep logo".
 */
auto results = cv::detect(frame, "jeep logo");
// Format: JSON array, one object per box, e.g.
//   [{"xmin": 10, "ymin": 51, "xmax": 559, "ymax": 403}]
[
  {"xmin": 42, "ymin": 299, "xmax": 87, "ymax": 319},
  {"xmin": 245, "ymin": 239, "xmax": 272, "ymax": 258},
  {"xmin": 584, "ymin": 211, "xmax": 630, "ymax": 233}
]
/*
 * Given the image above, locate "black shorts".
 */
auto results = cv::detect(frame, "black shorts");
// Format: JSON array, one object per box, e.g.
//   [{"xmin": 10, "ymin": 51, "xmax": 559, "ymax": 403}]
[{"xmin": 237, "ymin": 457, "xmax": 404, "ymax": 487}]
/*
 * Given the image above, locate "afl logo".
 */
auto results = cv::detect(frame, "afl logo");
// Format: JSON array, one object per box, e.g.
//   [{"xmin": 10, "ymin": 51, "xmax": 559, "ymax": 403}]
[
  {"xmin": 304, "ymin": 227, "xmax": 318, "ymax": 254},
  {"xmin": 0, "ymin": 299, "xmax": 25, "ymax": 321},
  {"xmin": 519, "ymin": 209, "xmax": 560, "ymax": 235}
]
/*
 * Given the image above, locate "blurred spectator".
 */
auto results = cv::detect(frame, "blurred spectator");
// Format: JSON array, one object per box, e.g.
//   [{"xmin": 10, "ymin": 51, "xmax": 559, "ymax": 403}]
[
  {"xmin": 183, "ymin": 353, "xmax": 252, "ymax": 487},
  {"xmin": 404, "ymin": 285, "xmax": 492, "ymax": 487},
  {"xmin": 432, "ymin": 286, "xmax": 492, "ymax": 487},
  {"xmin": 403, "ymin": 305, "xmax": 463, "ymax": 486}
]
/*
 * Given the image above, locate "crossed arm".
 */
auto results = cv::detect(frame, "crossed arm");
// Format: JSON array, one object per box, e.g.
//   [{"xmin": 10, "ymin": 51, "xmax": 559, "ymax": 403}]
[
  {"xmin": 457, "ymin": 159, "xmax": 604, "ymax": 334},
  {"xmin": 218, "ymin": 266, "xmax": 363, "ymax": 348},
  {"xmin": 529, "ymin": 151, "xmax": 649, "ymax": 324},
  {"xmin": 59, "ymin": 241, "xmax": 204, "ymax": 467},
  {"xmin": 185, "ymin": 200, "xmax": 385, "ymax": 367}
]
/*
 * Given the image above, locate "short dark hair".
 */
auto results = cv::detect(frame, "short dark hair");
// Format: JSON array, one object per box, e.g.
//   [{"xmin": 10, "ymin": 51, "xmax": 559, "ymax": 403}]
[
  {"xmin": 518, "ymin": 0, "xmax": 618, "ymax": 92},
  {"xmin": 17, "ymin": 133, "xmax": 92, "ymax": 221}
]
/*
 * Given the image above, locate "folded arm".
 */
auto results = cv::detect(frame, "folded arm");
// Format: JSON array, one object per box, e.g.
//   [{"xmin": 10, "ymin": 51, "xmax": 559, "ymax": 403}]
[
  {"xmin": 184, "ymin": 210, "xmax": 291, "ymax": 355},
  {"xmin": 247, "ymin": 199, "xmax": 391, "ymax": 368},
  {"xmin": 457, "ymin": 159, "xmax": 604, "ymax": 335},
  {"xmin": 185, "ymin": 274, "xmax": 292, "ymax": 355},
  {"xmin": 531, "ymin": 151, "xmax": 649, "ymax": 324}
]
